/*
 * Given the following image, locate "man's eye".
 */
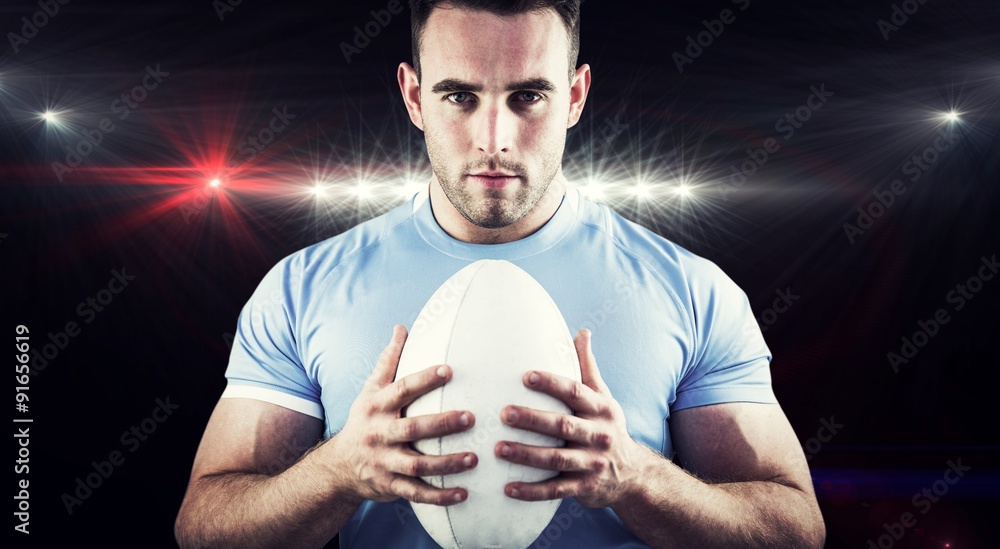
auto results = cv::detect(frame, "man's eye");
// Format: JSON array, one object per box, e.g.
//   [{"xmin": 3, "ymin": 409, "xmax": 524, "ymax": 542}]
[
  {"xmin": 446, "ymin": 92, "xmax": 474, "ymax": 104},
  {"xmin": 515, "ymin": 92, "xmax": 542, "ymax": 103}
]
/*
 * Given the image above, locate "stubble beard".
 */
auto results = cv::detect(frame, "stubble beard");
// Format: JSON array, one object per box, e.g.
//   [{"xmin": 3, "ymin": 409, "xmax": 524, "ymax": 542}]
[{"xmin": 426, "ymin": 134, "xmax": 562, "ymax": 229}]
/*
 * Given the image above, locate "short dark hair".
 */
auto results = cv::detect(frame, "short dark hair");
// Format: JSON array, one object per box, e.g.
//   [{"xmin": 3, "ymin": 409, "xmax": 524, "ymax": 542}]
[{"xmin": 409, "ymin": 0, "xmax": 582, "ymax": 83}]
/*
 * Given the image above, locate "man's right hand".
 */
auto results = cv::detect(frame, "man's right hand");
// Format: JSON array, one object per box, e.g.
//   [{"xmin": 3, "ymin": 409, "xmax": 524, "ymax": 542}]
[{"xmin": 328, "ymin": 324, "xmax": 478, "ymax": 506}]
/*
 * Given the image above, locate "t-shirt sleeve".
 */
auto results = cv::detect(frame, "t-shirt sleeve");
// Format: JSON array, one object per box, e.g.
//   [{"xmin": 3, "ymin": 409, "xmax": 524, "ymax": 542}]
[
  {"xmin": 672, "ymin": 256, "xmax": 777, "ymax": 412},
  {"xmin": 221, "ymin": 255, "xmax": 324, "ymax": 420}
]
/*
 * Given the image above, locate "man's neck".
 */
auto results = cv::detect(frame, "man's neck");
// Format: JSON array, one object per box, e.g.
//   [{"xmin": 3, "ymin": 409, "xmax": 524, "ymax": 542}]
[{"xmin": 428, "ymin": 173, "xmax": 568, "ymax": 245}]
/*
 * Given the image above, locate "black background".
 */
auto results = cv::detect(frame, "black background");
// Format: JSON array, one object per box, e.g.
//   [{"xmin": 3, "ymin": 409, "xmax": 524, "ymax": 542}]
[{"xmin": 2, "ymin": 0, "xmax": 998, "ymax": 547}]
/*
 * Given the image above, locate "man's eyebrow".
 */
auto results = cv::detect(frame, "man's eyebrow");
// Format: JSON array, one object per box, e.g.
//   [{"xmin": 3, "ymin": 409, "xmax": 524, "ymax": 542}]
[
  {"xmin": 506, "ymin": 78, "xmax": 557, "ymax": 93},
  {"xmin": 429, "ymin": 78, "xmax": 557, "ymax": 94},
  {"xmin": 430, "ymin": 79, "xmax": 481, "ymax": 94}
]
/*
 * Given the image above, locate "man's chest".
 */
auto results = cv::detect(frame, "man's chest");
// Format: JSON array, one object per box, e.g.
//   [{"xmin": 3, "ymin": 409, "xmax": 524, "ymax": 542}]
[{"xmin": 299, "ymin": 265, "xmax": 691, "ymax": 457}]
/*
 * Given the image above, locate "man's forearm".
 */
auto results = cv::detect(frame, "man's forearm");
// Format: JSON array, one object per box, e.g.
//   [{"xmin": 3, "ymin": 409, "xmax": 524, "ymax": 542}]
[
  {"xmin": 611, "ymin": 444, "xmax": 825, "ymax": 549},
  {"xmin": 175, "ymin": 437, "xmax": 361, "ymax": 549}
]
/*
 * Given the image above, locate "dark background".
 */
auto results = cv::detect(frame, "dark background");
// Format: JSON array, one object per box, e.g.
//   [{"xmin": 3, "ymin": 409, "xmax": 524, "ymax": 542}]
[{"xmin": 2, "ymin": 0, "xmax": 998, "ymax": 547}]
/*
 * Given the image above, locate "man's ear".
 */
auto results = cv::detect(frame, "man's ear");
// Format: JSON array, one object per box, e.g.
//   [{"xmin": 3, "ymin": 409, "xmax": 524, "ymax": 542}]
[
  {"xmin": 567, "ymin": 63, "xmax": 592, "ymax": 129},
  {"xmin": 398, "ymin": 62, "xmax": 424, "ymax": 131}
]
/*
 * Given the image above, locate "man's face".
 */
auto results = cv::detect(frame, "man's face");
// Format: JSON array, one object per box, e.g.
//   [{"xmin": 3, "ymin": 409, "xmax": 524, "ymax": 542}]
[{"xmin": 415, "ymin": 6, "xmax": 575, "ymax": 229}]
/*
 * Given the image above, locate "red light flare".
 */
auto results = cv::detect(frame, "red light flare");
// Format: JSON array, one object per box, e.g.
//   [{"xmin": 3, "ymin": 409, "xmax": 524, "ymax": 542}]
[{"xmin": 79, "ymin": 84, "xmax": 309, "ymax": 264}]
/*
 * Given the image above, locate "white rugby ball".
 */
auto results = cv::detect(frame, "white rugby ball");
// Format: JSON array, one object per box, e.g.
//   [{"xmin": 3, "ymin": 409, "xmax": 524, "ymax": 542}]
[{"xmin": 395, "ymin": 259, "xmax": 581, "ymax": 549}]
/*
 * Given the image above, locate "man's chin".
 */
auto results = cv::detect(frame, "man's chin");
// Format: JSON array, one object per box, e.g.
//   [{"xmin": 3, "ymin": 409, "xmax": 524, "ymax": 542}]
[{"xmin": 462, "ymin": 210, "xmax": 517, "ymax": 230}]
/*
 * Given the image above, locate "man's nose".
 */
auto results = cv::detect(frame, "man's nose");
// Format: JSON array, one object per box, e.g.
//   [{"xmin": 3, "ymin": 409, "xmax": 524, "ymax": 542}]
[{"xmin": 474, "ymin": 103, "xmax": 515, "ymax": 156}]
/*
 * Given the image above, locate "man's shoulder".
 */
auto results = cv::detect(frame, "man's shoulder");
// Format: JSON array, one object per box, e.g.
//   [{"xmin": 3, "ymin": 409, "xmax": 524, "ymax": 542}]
[
  {"xmin": 276, "ymin": 194, "xmax": 419, "ymax": 275},
  {"xmin": 575, "ymin": 195, "xmax": 731, "ymax": 290}
]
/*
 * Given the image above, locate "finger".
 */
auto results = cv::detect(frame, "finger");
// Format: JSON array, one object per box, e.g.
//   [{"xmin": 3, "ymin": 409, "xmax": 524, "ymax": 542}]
[
  {"xmin": 504, "ymin": 477, "xmax": 583, "ymax": 502},
  {"xmin": 501, "ymin": 406, "xmax": 592, "ymax": 444},
  {"xmin": 495, "ymin": 441, "xmax": 595, "ymax": 472},
  {"xmin": 367, "ymin": 324, "xmax": 408, "ymax": 389},
  {"xmin": 384, "ymin": 410, "xmax": 475, "ymax": 443},
  {"xmin": 575, "ymin": 328, "xmax": 608, "ymax": 393},
  {"xmin": 523, "ymin": 370, "xmax": 604, "ymax": 416},
  {"xmin": 387, "ymin": 474, "xmax": 468, "ymax": 506},
  {"xmin": 378, "ymin": 363, "xmax": 452, "ymax": 411},
  {"xmin": 383, "ymin": 449, "xmax": 478, "ymax": 478}
]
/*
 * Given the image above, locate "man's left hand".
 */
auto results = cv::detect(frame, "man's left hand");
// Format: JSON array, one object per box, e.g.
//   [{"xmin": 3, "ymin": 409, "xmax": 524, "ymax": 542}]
[{"xmin": 494, "ymin": 328, "xmax": 646, "ymax": 508}]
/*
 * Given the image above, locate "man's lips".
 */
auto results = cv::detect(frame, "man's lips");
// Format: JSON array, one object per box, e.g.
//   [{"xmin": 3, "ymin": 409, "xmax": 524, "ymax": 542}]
[
  {"xmin": 468, "ymin": 173, "xmax": 520, "ymax": 189},
  {"xmin": 472, "ymin": 171, "xmax": 517, "ymax": 177}
]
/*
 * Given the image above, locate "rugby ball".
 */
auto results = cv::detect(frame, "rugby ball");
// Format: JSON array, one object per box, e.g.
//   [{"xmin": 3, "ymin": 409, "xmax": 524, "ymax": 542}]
[{"xmin": 395, "ymin": 259, "xmax": 582, "ymax": 549}]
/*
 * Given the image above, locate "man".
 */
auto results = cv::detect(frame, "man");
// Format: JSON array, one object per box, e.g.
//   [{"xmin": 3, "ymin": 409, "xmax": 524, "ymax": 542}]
[{"xmin": 175, "ymin": 1, "xmax": 825, "ymax": 547}]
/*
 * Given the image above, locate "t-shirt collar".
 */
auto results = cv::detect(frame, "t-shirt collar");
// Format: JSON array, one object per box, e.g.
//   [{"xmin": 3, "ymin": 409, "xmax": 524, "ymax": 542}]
[{"xmin": 412, "ymin": 184, "xmax": 579, "ymax": 261}]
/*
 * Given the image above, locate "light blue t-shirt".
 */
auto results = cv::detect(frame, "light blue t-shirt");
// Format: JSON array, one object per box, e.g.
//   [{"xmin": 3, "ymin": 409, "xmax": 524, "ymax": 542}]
[{"xmin": 223, "ymin": 185, "xmax": 776, "ymax": 548}]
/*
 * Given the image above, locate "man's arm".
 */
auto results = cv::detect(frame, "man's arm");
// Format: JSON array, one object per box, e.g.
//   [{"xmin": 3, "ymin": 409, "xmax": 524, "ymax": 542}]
[
  {"xmin": 495, "ymin": 329, "xmax": 825, "ymax": 548},
  {"xmin": 175, "ymin": 325, "xmax": 479, "ymax": 549},
  {"xmin": 612, "ymin": 402, "xmax": 826, "ymax": 548},
  {"xmin": 174, "ymin": 398, "xmax": 358, "ymax": 549}
]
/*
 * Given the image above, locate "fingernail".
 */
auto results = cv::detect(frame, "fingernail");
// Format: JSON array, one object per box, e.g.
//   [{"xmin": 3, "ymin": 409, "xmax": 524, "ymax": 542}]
[
  {"xmin": 436, "ymin": 366, "xmax": 448, "ymax": 378},
  {"xmin": 528, "ymin": 372, "xmax": 539, "ymax": 385},
  {"xmin": 501, "ymin": 443, "xmax": 511, "ymax": 457},
  {"xmin": 453, "ymin": 492, "xmax": 464, "ymax": 502},
  {"xmin": 459, "ymin": 412, "xmax": 470, "ymax": 426},
  {"xmin": 463, "ymin": 454, "xmax": 473, "ymax": 467},
  {"xmin": 505, "ymin": 409, "xmax": 518, "ymax": 423},
  {"xmin": 510, "ymin": 487, "xmax": 520, "ymax": 498}
]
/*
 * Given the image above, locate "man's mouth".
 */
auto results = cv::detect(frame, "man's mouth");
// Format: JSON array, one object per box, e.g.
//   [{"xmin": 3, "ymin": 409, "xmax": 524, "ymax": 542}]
[{"xmin": 469, "ymin": 173, "xmax": 520, "ymax": 189}]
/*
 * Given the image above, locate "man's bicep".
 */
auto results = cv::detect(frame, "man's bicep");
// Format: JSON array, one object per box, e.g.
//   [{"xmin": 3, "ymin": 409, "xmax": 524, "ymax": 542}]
[
  {"xmin": 189, "ymin": 397, "xmax": 325, "ymax": 482},
  {"xmin": 669, "ymin": 402, "xmax": 813, "ymax": 494}
]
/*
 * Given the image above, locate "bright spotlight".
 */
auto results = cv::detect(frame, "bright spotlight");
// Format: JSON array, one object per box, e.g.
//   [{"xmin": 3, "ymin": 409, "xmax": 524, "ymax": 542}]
[
  {"xmin": 396, "ymin": 180, "xmax": 426, "ymax": 198},
  {"xmin": 311, "ymin": 183, "xmax": 327, "ymax": 198},
  {"xmin": 351, "ymin": 182, "xmax": 373, "ymax": 199},
  {"xmin": 209, "ymin": 178, "xmax": 221, "ymax": 187},
  {"xmin": 675, "ymin": 184, "xmax": 692, "ymax": 198},
  {"xmin": 630, "ymin": 183, "xmax": 653, "ymax": 200},
  {"xmin": 577, "ymin": 181, "xmax": 607, "ymax": 202},
  {"xmin": 942, "ymin": 110, "xmax": 961, "ymax": 123},
  {"xmin": 40, "ymin": 110, "xmax": 66, "ymax": 126}
]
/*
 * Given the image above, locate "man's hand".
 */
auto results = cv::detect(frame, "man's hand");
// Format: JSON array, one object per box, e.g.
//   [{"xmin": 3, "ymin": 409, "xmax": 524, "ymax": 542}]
[
  {"xmin": 494, "ymin": 328, "xmax": 643, "ymax": 508},
  {"xmin": 331, "ymin": 324, "xmax": 479, "ymax": 506}
]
